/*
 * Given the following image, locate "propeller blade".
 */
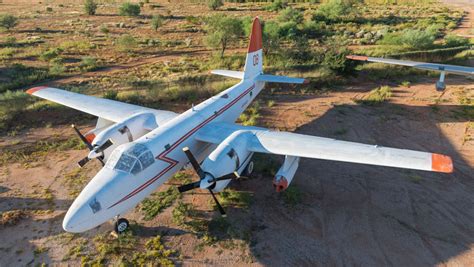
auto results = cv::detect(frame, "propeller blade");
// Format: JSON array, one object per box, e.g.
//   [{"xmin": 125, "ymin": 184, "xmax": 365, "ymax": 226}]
[
  {"xmin": 209, "ymin": 189, "xmax": 226, "ymax": 217},
  {"xmin": 178, "ymin": 181, "xmax": 201, "ymax": 193},
  {"xmin": 182, "ymin": 147, "xmax": 203, "ymax": 176},
  {"xmin": 71, "ymin": 124, "xmax": 93, "ymax": 150},
  {"xmin": 77, "ymin": 156, "xmax": 90, "ymax": 168},
  {"xmin": 97, "ymin": 139, "xmax": 113, "ymax": 152}
]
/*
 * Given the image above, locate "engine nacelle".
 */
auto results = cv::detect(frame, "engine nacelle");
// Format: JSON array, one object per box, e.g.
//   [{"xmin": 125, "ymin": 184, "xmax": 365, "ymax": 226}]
[
  {"xmin": 200, "ymin": 130, "xmax": 252, "ymax": 192},
  {"xmin": 89, "ymin": 113, "xmax": 158, "ymax": 161},
  {"xmin": 273, "ymin": 155, "xmax": 300, "ymax": 192}
]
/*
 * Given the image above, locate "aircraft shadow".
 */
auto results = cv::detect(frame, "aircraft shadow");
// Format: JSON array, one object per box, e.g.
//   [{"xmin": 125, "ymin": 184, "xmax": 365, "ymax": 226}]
[{"xmin": 234, "ymin": 94, "xmax": 474, "ymax": 265}]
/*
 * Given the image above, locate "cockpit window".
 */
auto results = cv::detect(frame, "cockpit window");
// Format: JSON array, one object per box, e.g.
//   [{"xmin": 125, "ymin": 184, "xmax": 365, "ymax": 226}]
[{"xmin": 106, "ymin": 143, "xmax": 154, "ymax": 174}]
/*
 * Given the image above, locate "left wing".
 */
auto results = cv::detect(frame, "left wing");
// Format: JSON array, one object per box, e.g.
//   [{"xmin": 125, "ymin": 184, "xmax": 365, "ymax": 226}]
[
  {"xmin": 347, "ymin": 55, "xmax": 474, "ymax": 76},
  {"xmin": 27, "ymin": 86, "xmax": 178, "ymax": 124},
  {"xmin": 195, "ymin": 122, "xmax": 453, "ymax": 173}
]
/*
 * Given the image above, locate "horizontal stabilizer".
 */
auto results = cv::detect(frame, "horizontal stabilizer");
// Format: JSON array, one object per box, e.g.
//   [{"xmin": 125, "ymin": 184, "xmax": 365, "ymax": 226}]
[
  {"xmin": 255, "ymin": 74, "xmax": 309, "ymax": 84},
  {"xmin": 210, "ymin": 70, "xmax": 244, "ymax": 79}
]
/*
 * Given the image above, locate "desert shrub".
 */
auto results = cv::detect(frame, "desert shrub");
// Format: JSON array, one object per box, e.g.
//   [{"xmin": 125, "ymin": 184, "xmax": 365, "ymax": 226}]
[
  {"xmin": 0, "ymin": 47, "xmax": 16, "ymax": 59},
  {"xmin": 444, "ymin": 34, "xmax": 470, "ymax": 48},
  {"xmin": 40, "ymin": 47, "xmax": 62, "ymax": 61},
  {"xmin": 116, "ymin": 34, "xmax": 137, "ymax": 52},
  {"xmin": 277, "ymin": 7, "xmax": 304, "ymax": 25},
  {"xmin": 100, "ymin": 25, "xmax": 109, "ymax": 34},
  {"xmin": 84, "ymin": 0, "xmax": 97, "ymax": 15},
  {"xmin": 266, "ymin": 0, "xmax": 288, "ymax": 12},
  {"xmin": 356, "ymin": 86, "xmax": 392, "ymax": 106},
  {"xmin": 119, "ymin": 2, "xmax": 141, "ymax": 16},
  {"xmin": 0, "ymin": 14, "xmax": 18, "ymax": 31},
  {"xmin": 103, "ymin": 90, "xmax": 118, "ymax": 100},
  {"xmin": 49, "ymin": 61, "xmax": 65, "ymax": 75},
  {"xmin": 207, "ymin": 0, "xmax": 223, "ymax": 10},
  {"xmin": 151, "ymin": 15, "xmax": 164, "ymax": 32},
  {"xmin": 379, "ymin": 29, "xmax": 435, "ymax": 50},
  {"xmin": 0, "ymin": 64, "xmax": 50, "ymax": 93},
  {"xmin": 313, "ymin": 0, "xmax": 356, "ymax": 22},
  {"xmin": 79, "ymin": 56, "xmax": 98, "ymax": 72},
  {"xmin": 322, "ymin": 44, "xmax": 353, "ymax": 74}
]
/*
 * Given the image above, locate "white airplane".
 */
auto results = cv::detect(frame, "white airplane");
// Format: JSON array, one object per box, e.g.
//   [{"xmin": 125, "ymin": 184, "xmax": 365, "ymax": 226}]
[
  {"xmin": 347, "ymin": 55, "xmax": 474, "ymax": 91},
  {"xmin": 27, "ymin": 18, "xmax": 453, "ymax": 234}
]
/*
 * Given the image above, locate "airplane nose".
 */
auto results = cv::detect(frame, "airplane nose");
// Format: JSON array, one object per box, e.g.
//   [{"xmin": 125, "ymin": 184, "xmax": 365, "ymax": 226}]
[{"xmin": 62, "ymin": 204, "xmax": 92, "ymax": 233}]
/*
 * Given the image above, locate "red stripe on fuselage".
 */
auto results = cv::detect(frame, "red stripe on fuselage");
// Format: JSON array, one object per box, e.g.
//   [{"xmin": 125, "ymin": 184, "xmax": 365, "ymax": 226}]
[{"xmin": 108, "ymin": 84, "xmax": 255, "ymax": 208}]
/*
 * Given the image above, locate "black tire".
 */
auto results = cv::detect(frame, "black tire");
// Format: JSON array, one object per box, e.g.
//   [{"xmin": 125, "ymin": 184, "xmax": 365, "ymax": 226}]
[
  {"xmin": 244, "ymin": 161, "xmax": 254, "ymax": 177},
  {"xmin": 115, "ymin": 218, "xmax": 129, "ymax": 234}
]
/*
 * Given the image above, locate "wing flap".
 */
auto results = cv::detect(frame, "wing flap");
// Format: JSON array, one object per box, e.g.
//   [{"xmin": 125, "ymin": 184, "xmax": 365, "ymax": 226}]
[{"xmin": 27, "ymin": 86, "xmax": 178, "ymax": 124}]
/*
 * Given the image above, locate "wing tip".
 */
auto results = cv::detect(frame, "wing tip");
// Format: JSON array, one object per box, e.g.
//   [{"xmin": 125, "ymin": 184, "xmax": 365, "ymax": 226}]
[
  {"xmin": 346, "ymin": 55, "xmax": 368, "ymax": 61},
  {"xmin": 431, "ymin": 153, "xmax": 453, "ymax": 173},
  {"xmin": 26, "ymin": 86, "xmax": 48, "ymax": 95}
]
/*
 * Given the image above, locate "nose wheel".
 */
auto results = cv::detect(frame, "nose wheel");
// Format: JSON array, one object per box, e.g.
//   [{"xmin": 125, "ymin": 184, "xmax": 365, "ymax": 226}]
[
  {"xmin": 114, "ymin": 218, "xmax": 129, "ymax": 234},
  {"xmin": 244, "ymin": 161, "xmax": 254, "ymax": 177}
]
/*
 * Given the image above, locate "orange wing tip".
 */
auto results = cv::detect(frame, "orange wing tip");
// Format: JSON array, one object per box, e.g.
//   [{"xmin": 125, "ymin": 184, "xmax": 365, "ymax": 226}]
[
  {"xmin": 303, "ymin": 79, "xmax": 310, "ymax": 84},
  {"xmin": 26, "ymin": 86, "xmax": 47, "ymax": 95},
  {"xmin": 247, "ymin": 17, "xmax": 262, "ymax": 53},
  {"xmin": 431, "ymin": 153, "xmax": 453, "ymax": 173},
  {"xmin": 346, "ymin": 55, "xmax": 368, "ymax": 61}
]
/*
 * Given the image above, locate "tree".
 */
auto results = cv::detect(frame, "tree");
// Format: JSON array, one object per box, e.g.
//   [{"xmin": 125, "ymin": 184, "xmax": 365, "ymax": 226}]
[
  {"xmin": 119, "ymin": 2, "xmax": 141, "ymax": 16},
  {"xmin": 205, "ymin": 15, "xmax": 243, "ymax": 58},
  {"xmin": 84, "ymin": 0, "xmax": 97, "ymax": 15},
  {"xmin": 208, "ymin": 0, "xmax": 223, "ymax": 10},
  {"xmin": 151, "ymin": 15, "xmax": 164, "ymax": 32},
  {"xmin": 277, "ymin": 7, "xmax": 304, "ymax": 25},
  {"xmin": 0, "ymin": 14, "xmax": 18, "ymax": 31},
  {"xmin": 262, "ymin": 21, "xmax": 281, "ymax": 55}
]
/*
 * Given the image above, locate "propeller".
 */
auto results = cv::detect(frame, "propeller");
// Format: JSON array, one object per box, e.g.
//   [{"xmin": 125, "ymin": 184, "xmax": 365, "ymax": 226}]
[
  {"xmin": 72, "ymin": 125, "xmax": 113, "ymax": 167},
  {"xmin": 178, "ymin": 147, "xmax": 240, "ymax": 216}
]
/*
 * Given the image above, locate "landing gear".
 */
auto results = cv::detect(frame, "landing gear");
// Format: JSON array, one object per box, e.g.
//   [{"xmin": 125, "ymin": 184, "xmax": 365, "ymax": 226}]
[
  {"xmin": 244, "ymin": 161, "xmax": 254, "ymax": 177},
  {"xmin": 114, "ymin": 218, "xmax": 129, "ymax": 234}
]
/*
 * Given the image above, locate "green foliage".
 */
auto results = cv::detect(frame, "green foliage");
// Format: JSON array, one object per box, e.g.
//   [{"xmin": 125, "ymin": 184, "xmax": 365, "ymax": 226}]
[
  {"xmin": 262, "ymin": 20, "xmax": 281, "ymax": 55},
  {"xmin": 207, "ymin": 0, "xmax": 223, "ymax": 10},
  {"xmin": 313, "ymin": 0, "xmax": 356, "ymax": 22},
  {"xmin": 151, "ymin": 15, "xmax": 164, "ymax": 32},
  {"xmin": 119, "ymin": 2, "xmax": 141, "ymax": 16},
  {"xmin": 282, "ymin": 186, "xmax": 302, "ymax": 206},
  {"xmin": 103, "ymin": 90, "xmax": 118, "ymax": 100},
  {"xmin": 0, "ymin": 64, "xmax": 50, "ymax": 93},
  {"xmin": 84, "ymin": 0, "xmax": 98, "ymax": 15},
  {"xmin": 278, "ymin": 7, "xmax": 304, "ymax": 25},
  {"xmin": 239, "ymin": 101, "xmax": 260, "ymax": 126},
  {"xmin": 356, "ymin": 86, "xmax": 392, "ymax": 106},
  {"xmin": 217, "ymin": 189, "xmax": 252, "ymax": 209},
  {"xmin": 141, "ymin": 187, "xmax": 180, "ymax": 220},
  {"xmin": 79, "ymin": 56, "xmax": 98, "ymax": 72},
  {"xmin": 172, "ymin": 201, "xmax": 192, "ymax": 226},
  {"xmin": 322, "ymin": 38, "xmax": 354, "ymax": 74},
  {"xmin": 116, "ymin": 34, "xmax": 137, "ymax": 52},
  {"xmin": 444, "ymin": 34, "xmax": 470, "ymax": 48},
  {"xmin": 379, "ymin": 29, "xmax": 436, "ymax": 49},
  {"xmin": 100, "ymin": 25, "xmax": 109, "ymax": 34},
  {"xmin": 0, "ymin": 14, "xmax": 18, "ymax": 30},
  {"xmin": 205, "ymin": 14, "xmax": 243, "ymax": 58},
  {"xmin": 40, "ymin": 47, "xmax": 63, "ymax": 61},
  {"xmin": 266, "ymin": 0, "xmax": 288, "ymax": 12},
  {"xmin": 49, "ymin": 61, "xmax": 65, "ymax": 75}
]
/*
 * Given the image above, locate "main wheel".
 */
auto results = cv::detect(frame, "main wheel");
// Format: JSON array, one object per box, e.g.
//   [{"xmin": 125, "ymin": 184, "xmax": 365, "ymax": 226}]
[
  {"xmin": 115, "ymin": 218, "xmax": 129, "ymax": 234},
  {"xmin": 244, "ymin": 161, "xmax": 254, "ymax": 176}
]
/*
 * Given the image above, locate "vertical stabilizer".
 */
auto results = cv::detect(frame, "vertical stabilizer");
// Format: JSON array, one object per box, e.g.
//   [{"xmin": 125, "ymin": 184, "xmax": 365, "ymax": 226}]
[{"xmin": 243, "ymin": 17, "xmax": 263, "ymax": 79}]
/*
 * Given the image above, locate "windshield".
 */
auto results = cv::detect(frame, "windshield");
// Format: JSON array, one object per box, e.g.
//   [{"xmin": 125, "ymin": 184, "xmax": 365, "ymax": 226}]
[{"xmin": 106, "ymin": 143, "xmax": 155, "ymax": 174}]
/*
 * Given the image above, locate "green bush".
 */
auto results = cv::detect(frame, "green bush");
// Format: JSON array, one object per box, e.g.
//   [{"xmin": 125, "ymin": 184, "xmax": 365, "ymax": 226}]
[
  {"xmin": 207, "ymin": 0, "xmax": 223, "ymax": 10},
  {"xmin": 444, "ymin": 34, "xmax": 470, "ymax": 48},
  {"xmin": 379, "ymin": 29, "xmax": 436, "ymax": 50},
  {"xmin": 119, "ymin": 2, "xmax": 141, "ymax": 16},
  {"xmin": 84, "ymin": 0, "xmax": 98, "ymax": 15},
  {"xmin": 79, "ymin": 56, "xmax": 98, "ymax": 72},
  {"xmin": 151, "ymin": 15, "xmax": 164, "ymax": 32},
  {"xmin": 0, "ymin": 14, "xmax": 18, "ymax": 31},
  {"xmin": 205, "ymin": 15, "xmax": 243, "ymax": 58},
  {"xmin": 356, "ymin": 86, "xmax": 392, "ymax": 106},
  {"xmin": 313, "ymin": 0, "xmax": 356, "ymax": 22},
  {"xmin": 266, "ymin": 0, "xmax": 288, "ymax": 12},
  {"xmin": 49, "ymin": 61, "xmax": 65, "ymax": 75},
  {"xmin": 277, "ymin": 7, "xmax": 304, "ymax": 25},
  {"xmin": 116, "ymin": 34, "xmax": 137, "ymax": 52},
  {"xmin": 40, "ymin": 47, "xmax": 63, "ymax": 61}
]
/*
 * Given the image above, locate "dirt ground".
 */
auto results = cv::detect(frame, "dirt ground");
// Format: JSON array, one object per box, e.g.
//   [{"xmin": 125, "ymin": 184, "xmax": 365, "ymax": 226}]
[{"xmin": 0, "ymin": 1, "xmax": 473, "ymax": 266}]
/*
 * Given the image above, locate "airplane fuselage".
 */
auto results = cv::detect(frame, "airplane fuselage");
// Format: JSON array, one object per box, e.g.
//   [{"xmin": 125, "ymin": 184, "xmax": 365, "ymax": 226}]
[{"xmin": 63, "ymin": 79, "xmax": 264, "ymax": 232}]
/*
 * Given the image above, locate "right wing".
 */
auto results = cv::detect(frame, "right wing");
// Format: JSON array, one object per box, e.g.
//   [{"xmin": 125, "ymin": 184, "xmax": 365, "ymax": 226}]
[
  {"xmin": 196, "ymin": 122, "xmax": 453, "ymax": 173},
  {"xmin": 347, "ymin": 55, "xmax": 474, "ymax": 76},
  {"xmin": 27, "ymin": 86, "xmax": 178, "ymax": 124}
]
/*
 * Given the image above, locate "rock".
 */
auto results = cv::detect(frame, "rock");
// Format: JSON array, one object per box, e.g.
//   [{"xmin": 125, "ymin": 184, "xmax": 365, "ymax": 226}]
[{"xmin": 355, "ymin": 30, "xmax": 365, "ymax": 38}]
